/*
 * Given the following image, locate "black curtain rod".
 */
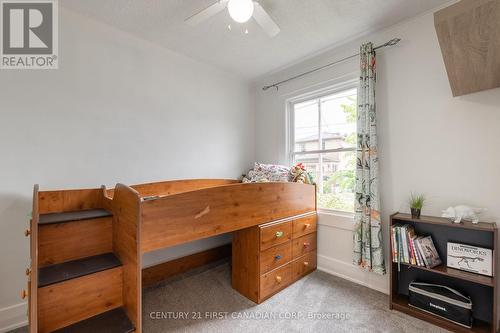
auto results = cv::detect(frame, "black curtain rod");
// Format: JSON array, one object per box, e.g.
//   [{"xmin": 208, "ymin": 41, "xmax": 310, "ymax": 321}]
[{"xmin": 262, "ymin": 38, "xmax": 401, "ymax": 91}]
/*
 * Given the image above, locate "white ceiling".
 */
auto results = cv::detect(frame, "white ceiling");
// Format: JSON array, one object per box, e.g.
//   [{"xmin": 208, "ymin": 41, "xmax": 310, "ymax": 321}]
[{"xmin": 62, "ymin": 0, "xmax": 450, "ymax": 80}]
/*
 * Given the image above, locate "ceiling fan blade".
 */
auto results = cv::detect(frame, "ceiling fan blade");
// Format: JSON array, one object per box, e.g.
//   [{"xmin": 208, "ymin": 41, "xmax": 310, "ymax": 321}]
[
  {"xmin": 185, "ymin": 0, "xmax": 229, "ymax": 26},
  {"xmin": 253, "ymin": 2, "xmax": 280, "ymax": 37}
]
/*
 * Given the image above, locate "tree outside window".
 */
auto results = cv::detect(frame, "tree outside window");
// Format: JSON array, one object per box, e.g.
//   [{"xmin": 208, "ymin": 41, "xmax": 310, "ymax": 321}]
[{"xmin": 291, "ymin": 88, "xmax": 357, "ymax": 212}]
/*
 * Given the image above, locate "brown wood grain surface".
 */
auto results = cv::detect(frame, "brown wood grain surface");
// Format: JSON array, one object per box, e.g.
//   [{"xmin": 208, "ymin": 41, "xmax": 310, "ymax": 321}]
[
  {"xmin": 260, "ymin": 221, "xmax": 292, "ymax": 251},
  {"xmin": 105, "ymin": 179, "xmax": 239, "ymax": 198},
  {"xmin": 38, "ymin": 217, "xmax": 112, "ymax": 266},
  {"xmin": 37, "ymin": 267, "xmax": 123, "ymax": 333},
  {"xmin": 38, "ymin": 188, "xmax": 107, "ymax": 214},
  {"xmin": 292, "ymin": 214, "xmax": 317, "ymax": 238},
  {"xmin": 112, "ymin": 184, "xmax": 142, "ymax": 333},
  {"xmin": 292, "ymin": 251, "xmax": 317, "ymax": 281},
  {"xmin": 259, "ymin": 263, "xmax": 292, "ymax": 301},
  {"xmin": 292, "ymin": 232, "xmax": 317, "ymax": 259},
  {"xmin": 141, "ymin": 182, "xmax": 316, "ymax": 253},
  {"xmin": 232, "ymin": 227, "xmax": 261, "ymax": 303},
  {"xmin": 30, "ymin": 185, "xmax": 39, "ymax": 333},
  {"xmin": 260, "ymin": 241, "xmax": 292, "ymax": 274},
  {"xmin": 32, "ymin": 180, "xmax": 317, "ymax": 331}
]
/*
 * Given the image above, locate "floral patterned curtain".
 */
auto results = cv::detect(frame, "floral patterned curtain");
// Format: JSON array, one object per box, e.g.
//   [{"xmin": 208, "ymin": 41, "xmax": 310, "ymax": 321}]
[{"xmin": 352, "ymin": 42, "xmax": 385, "ymax": 275}]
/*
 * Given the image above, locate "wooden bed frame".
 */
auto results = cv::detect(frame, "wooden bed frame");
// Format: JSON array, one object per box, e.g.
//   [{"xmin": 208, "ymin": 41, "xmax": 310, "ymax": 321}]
[{"xmin": 27, "ymin": 179, "xmax": 317, "ymax": 332}]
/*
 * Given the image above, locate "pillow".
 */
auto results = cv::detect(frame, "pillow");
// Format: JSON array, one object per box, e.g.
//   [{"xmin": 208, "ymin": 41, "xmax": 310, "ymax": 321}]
[{"xmin": 243, "ymin": 163, "xmax": 292, "ymax": 182}]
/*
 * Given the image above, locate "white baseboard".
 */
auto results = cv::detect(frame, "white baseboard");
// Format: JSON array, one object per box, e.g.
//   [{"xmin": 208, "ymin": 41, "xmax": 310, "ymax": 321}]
[
  {"xmin": 0, "ymin": 302, "xmax": 27, "ymax": 333},
  {"xmin": 317, "ymin": 254, "xmax": 389, "ymax": 295}
]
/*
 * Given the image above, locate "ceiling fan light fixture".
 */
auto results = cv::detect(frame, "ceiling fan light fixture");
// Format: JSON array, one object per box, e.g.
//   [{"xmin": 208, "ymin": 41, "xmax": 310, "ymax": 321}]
[{"xmin": 227, "ymin": 0, "xmax": 254, "ymax": 23}]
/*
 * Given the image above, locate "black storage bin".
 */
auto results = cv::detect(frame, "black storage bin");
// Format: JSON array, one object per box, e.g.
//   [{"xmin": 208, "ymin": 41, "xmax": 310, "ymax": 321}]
[{"xmin": 408, "ymin": 281, "xmax": 473, "ymax": 328}]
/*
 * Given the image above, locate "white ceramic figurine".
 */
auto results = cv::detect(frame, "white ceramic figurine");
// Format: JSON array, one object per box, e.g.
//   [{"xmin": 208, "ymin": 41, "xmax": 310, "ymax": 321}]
[{"xmin": 441, "ymin": 205, "xmax": 487, "ymax": 224}]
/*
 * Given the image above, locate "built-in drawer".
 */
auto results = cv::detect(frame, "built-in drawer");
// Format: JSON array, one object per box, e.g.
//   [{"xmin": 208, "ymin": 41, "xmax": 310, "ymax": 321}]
[
  {"xmin": 260, "ymin": 221, "xmax": 292, "ymax": 251},
  {"xmin": 292, "ymin": 233, "xmax": 317, "ymax": 259},
  {"xmin": 260, "ymin": 263, "xmax": 292, "ymax": 300},
  {"xmin": 260, "ymin": 241, "xmax": 292, "ymax": 274},
  {"xmin": 292, "ymin": 214, "xmax": 317, "ymax": 239},
  {"xmin": 292, "ymin": 251, "xmax": 317, "ymax": 281}
]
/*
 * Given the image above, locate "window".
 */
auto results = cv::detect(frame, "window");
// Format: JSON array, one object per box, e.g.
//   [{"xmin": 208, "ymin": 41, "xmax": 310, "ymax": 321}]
[{"xmin": 289, "ymin": 86, "xmax": 357, "ymax": 212}]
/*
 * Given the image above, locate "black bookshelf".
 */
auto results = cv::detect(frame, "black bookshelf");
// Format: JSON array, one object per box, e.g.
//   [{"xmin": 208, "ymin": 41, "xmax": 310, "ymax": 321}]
[{"xmin": 389, "ymin": 212, "xmax": 498, "ymax": 333}]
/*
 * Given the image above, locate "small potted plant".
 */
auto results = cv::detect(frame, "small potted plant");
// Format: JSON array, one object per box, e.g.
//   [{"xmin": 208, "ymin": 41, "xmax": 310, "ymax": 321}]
[{"xmin": 408, "ymin": 192, "xmax": 425, "ymax": 219}]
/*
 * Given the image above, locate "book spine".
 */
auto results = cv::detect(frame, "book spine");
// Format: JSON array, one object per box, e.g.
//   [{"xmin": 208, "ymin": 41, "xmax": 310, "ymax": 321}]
[
  {"xmin": 427, "ymin": 237, "xmax": 442, "ymax": 268},
  {"xmin": 412, "ymin": 237, "xmax": 421, "ymax": 266},
  {"xmin": 408, "ymin": 232, "xmax": 416, "ymax": 265},
  {"xmin": 416, "ymin": 240, "xmax": 425, "ymax": 266},
  {"xmin": 415, "ymin": 238, "xmax": 428, "ymax": 267},
  {"xmin": 415, "ymin": 238, "xmax": 422, "ymax": 266},
  {"xmin": 396, "ymin": 226, "xmax": 403, "ymax": 263},
  {"xmin": 397, "ymin": 227, "xmax": 401, "ymax": 271},
  {"xmin": 391, "ymin": 226, "xmax": 396, "ymax": 263},
  {"xmin": 409, "ymin": 237, "xmax": 416, "ymax": 265},
  {"xmin": 402, "ymin": 226, "xmax": 409, "ymax": 263}
]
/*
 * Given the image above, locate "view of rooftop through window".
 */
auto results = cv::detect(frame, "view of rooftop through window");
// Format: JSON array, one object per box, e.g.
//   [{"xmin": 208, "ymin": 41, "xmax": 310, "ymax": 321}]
[{"xmin": 292, "ymin": 88, "xmax": 357, "ymax": 212}]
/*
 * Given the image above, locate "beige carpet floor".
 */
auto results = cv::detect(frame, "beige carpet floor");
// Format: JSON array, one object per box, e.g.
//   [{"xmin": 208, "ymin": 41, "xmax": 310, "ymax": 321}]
[{"xmin": 10, "ymin": 260, "xmax": 449, "ymax": 333}]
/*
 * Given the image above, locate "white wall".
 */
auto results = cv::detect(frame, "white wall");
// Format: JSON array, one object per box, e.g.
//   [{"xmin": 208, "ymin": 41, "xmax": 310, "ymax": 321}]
[
  {"xmin": 0, "ymin": 8, "xmax": 253, "ymax": 331},
  {"xmin": 254, "ymin": 8, "xmax": 500, "ymax": 294}
]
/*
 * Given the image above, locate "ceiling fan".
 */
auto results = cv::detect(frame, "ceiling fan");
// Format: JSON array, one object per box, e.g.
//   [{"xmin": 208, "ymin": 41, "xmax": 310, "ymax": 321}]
[{"xmin": 185, "ymin": 0, "xmax": 280, "ymax": 37}]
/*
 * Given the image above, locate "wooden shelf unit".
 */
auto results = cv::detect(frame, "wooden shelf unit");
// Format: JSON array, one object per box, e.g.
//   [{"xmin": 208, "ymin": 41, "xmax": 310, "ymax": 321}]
[
  {"xmin": 27, "ymin": 180, "xmax": 317, "ymax": 332},
  {"xmin": 390, "ymin": 213, "xmax": 498, "ymax": 333},
  {"xmin": 30, "ymin": 186, "xmax": 137, "ymax": 333}
]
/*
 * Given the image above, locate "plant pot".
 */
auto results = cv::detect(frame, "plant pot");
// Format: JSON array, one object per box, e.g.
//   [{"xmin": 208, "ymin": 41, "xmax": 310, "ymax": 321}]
[{"xmin": 411, "ymin": 208, "xmax": 421, "ymax": 219}]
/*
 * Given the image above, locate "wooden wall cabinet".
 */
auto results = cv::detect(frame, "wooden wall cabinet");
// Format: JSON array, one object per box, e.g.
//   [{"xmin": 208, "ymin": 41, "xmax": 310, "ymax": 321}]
[{"xmin": 434, "ymin": 0, "xmax": 500, "ymax": 96}]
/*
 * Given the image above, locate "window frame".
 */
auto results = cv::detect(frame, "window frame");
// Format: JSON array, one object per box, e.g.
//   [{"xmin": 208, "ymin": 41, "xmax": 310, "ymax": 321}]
[{"xmin": 286, "ymin": 79, "xmax": 358, "ymax": 215}]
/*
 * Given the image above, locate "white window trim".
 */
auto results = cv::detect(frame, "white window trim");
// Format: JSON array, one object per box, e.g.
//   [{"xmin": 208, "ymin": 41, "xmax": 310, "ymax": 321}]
[
  {"xmin": 317, "ymin": 209, "xmax": 355, "ymax": 231},
  {"xmin": 286, "ymin": 78, "xmax": 358, "ymax": 215}
]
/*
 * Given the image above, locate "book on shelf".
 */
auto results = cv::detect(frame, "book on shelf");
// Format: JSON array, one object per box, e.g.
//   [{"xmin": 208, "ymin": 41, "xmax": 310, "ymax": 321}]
[
  {"xmin": 407, "ymin": 227, "xmax": 417, "ymax": 265},
  {"xmin": 391, "ymin": 224, "xmax": 442, "ymax": 269},
  {"xmin": 391, "ymin": 226, "xmax": 397, "ymax": 263},
  {"xmin": 410, "ymin": 236, "xmax": 419, "ymax": 266},
  {"xmin": 414, "ymin": 237, "xmax": 425, "ymax": 266},
  {"xmin": 417, "ymin": 236, "xmax": 442, "ymax": 268}
]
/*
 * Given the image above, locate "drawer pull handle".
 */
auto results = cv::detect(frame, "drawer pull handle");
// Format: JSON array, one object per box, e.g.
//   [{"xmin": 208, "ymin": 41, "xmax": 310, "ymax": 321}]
[
  {"xmin": 303, "ymin": 242, "xmax": 310, "ymax": 247},
  {"xmin": 303, "ymin": 261, "xmax": 309, "ymax": 267},
  {"xmin": 304, "ymin": 223, "xmax": 311, "ymax": 228},
  {"xmin": 275, "ymin": 231, "xmax": 284, "ymax": 238},
  {"xmin": 20, "ymin": 289, "xmax": 28, "ymax": 300},
  {"xmin": 275, "ymin": 255, "xmax": 282, "ymax": 260},
  {"xmin": 24, "ymin": 229, "xmax": 31, "ymax": 237},
  {"xmin": 275, "ymin": 276, "xmax": 282, "ymax": 283}
]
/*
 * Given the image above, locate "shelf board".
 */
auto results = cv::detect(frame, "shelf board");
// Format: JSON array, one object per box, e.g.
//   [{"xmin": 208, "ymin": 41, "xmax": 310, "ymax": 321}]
[
  {"xmin": 394, "ymin": 262, "xmax": 494, "ymax": 287},
  {"xmin": 391, "ymin": 294, "xmax": 491, "ymax": 333},
  {"xmin": 391, "ymin": 213, "xmax": 496, "ymax": 232},
  {"xmin": 39, "ymin": 209, "xmax": 112, "ymax": 225},
  {"xmin": 52, "ymin": 307, "xmax": 134, "ymax": 333},
  {"xmin": 38, "ymin": 253, "xmax": 122, "ymax": 287}
]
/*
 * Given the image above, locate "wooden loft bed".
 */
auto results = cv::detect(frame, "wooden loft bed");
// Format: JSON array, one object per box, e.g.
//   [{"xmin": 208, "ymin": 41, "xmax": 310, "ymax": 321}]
[{"xmin": 27, "ymin": 179, "xmax": 317, "ymax": 333}]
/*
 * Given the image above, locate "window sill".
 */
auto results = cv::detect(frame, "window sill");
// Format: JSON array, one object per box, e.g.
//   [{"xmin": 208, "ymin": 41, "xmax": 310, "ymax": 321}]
[{"xmin": 317, "ymin": 209, "xmax": 354, "ymax": 231}]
